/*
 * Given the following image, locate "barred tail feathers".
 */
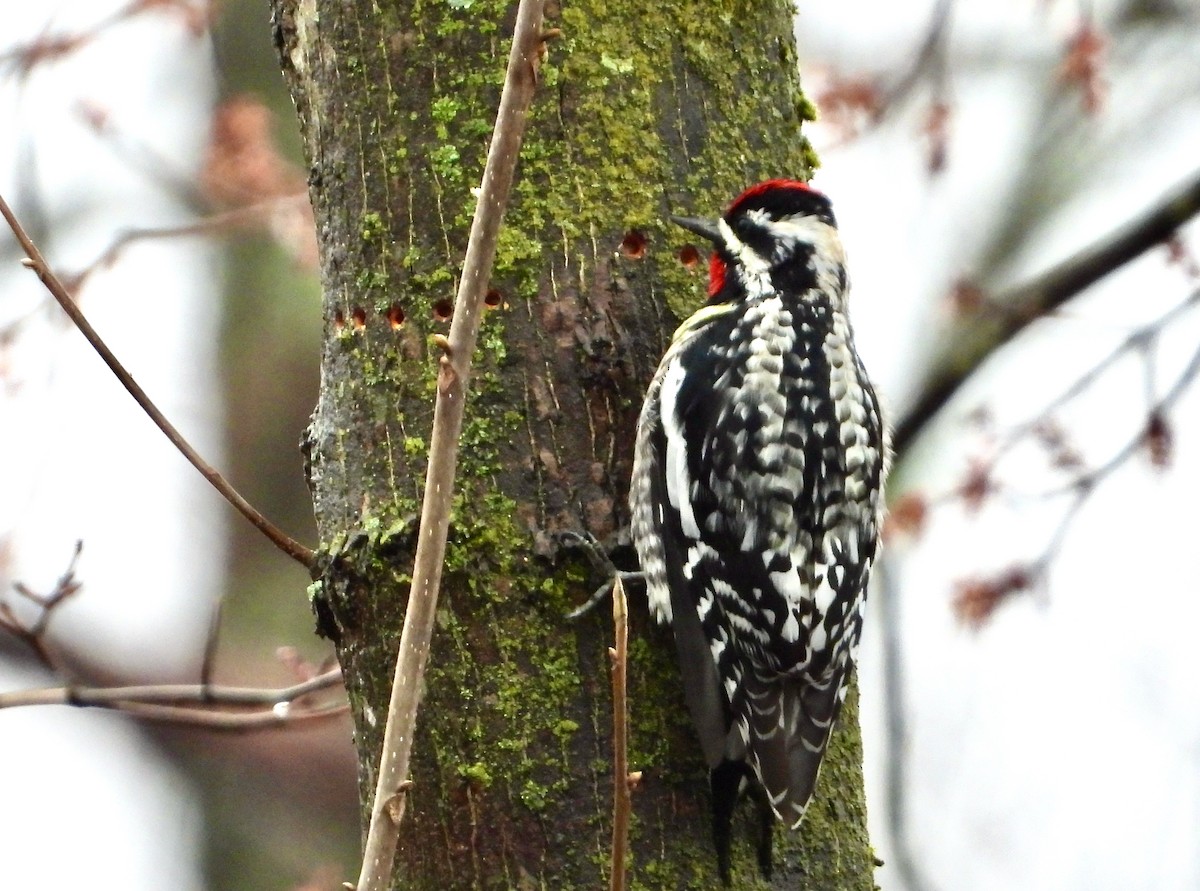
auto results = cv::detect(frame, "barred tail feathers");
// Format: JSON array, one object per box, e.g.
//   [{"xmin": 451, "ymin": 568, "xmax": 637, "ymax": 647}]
[{"xmin": 740, "ymin": 669, "xmax": 845, "ymax": 828}]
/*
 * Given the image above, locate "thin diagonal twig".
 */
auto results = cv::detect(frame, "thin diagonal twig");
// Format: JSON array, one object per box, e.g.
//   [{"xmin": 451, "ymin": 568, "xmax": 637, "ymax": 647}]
[
  {"xmin": 993, "ymin": 288, "xmax": 1200, "ymax": 462},
  {"xmin": 0, "ymin": 190, "xmax": 315, "ymax": 569},
  {"xmin": 0, "ymin": 541, "xmax": 84, "ymax": 667},
  {"xmin": 875, "ymin": 0, "xmax": 954, "ymax": 119}
]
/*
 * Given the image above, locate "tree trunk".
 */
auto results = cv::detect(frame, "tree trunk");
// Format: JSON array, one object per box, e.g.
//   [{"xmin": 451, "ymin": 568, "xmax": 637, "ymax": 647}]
[{"xmin": 272, "ymin": 0, "xmax": 875, "ymax": 887}]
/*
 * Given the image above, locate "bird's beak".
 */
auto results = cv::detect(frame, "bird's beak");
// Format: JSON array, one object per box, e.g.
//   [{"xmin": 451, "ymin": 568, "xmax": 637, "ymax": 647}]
[{"xmin": 670, "ymin": 215, "xmax": 722, "ymax": 245}]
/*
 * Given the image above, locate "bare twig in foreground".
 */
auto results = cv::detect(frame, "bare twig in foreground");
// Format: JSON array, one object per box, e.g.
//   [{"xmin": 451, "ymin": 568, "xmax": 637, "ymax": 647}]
[
  {"xmin": 609, "ymin": 576, "xmax": 632, "ymax": 891},
  {"xmin": 351, "ymin": 2, "xmax": 548, "ymax": 890},
  {"xmin": 0, "ymin": 191, "xmax": 315, "ymax": 569}
]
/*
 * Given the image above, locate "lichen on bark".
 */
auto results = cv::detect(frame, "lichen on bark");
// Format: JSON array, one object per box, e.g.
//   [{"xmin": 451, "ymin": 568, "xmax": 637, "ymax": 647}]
[{"xmin": 272, "ymin": 0, "xmax": 874, "ymax": 887}]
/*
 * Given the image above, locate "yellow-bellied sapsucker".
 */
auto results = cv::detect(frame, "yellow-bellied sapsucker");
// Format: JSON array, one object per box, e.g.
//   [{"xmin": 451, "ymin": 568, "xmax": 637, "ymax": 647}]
[{"xmin": 629, "ymin": 179, "xmax": 887, "ymax": 882}]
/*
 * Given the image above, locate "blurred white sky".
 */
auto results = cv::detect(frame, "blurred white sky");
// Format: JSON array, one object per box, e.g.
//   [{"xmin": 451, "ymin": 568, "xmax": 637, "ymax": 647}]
[
  {"xmin": 0, "ymin": 3, "xmax": 218, "ymax": 888},
  {"xmin": 797, "ymin": 2, "xmax": 1200, "ymax": 889},
  {"xmin": 0, "ymin": 0, "xmax": 224, "ymax": 674}
]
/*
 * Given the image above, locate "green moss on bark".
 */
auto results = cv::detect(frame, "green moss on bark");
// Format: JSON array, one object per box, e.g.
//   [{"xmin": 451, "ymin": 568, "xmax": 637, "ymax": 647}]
[{"xmin": 273, "ymin": 0, "xmax": 873, "ymax": 887}]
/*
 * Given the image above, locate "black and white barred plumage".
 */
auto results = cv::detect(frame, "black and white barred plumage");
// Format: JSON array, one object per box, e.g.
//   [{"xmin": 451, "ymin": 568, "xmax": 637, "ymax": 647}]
[{"xmin": 629, "ymin": 180, "xmax": 887, "ymax": 881}]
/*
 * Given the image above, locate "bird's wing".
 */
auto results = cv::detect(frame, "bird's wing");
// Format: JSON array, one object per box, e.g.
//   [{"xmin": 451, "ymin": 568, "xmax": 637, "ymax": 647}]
[{"xmin": 655, "ymin": 304, "xmax": 859, "ymax": 813}]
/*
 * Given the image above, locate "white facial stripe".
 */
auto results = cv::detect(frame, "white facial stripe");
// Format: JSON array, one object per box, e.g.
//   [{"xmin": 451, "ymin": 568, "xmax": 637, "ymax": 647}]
[
  {"xmin": 763, "ymin": 215, "xmax": 844, "ymax": 266},
  {"xmin": 718, "ymin": 217, "xmax": 772, "ymax": 297},
  {"xmin": 771, "ymin": 215, "xmax": 847, "ymax": 298},
  {"xmin": 718, "ymin": 218, "xmax": 770, "ymax": 275},
  {"xmin": 719, "ymin": 210, "xmax": 847, "ymax": 305},
  {"xmin": 720, "ymin": 213, "xmax": 843, "ymax": 268}
]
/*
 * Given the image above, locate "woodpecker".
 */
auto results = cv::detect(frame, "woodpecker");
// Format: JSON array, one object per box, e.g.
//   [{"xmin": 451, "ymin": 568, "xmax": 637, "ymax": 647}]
[{"xmin": 629, "ymin": 179, "xmax": 887, "ymax": 881}]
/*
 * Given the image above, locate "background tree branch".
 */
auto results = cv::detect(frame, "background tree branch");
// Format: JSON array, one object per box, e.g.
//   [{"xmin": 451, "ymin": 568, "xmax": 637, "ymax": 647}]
[
  {"xmin": 0, "ymin": 670, "xmax": 345, "ymax": 725},
  {"xmin": 0, "ymin": 190, "xmax": 315, "ymax": 568},
  {"xmin": 894, "ymin": 167, "xmax": 1200, "ymax": 453}
]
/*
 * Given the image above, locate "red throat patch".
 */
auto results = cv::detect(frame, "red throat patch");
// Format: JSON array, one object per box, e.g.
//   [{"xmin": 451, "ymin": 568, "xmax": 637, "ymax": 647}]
[{"xmin": 708, "ymin": 252, "xmax": 727, "ymax": 297}]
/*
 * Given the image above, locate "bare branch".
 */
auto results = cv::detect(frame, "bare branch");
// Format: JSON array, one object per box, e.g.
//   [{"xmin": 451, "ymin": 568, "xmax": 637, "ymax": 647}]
[
  {"xmin": 1023, "ymin": 333, "xmax": 1200, "ymax": 560},
  {"xmin": 993, "ymin": 289, "xmax": 1200, "ymax": 462},
  {"xmin": 0, "ymin": 1, "xmax": 214, "ymax": 77},
  {"xmin": 0, "ymin": 541, "xmax": 84, "ymax": 667},
  {"xmin": 200, "ymin": 599, "xmax": 224, "ymax": 691},
  {"xmin": 894, "ymin": 168, "xmax": 1200, "ymax": 454},
  {"xmin": 0, "ymin": 668, "xmax": 347, "ymax": 730},
  {"xmin": 67, "ymin": 199, "xmax": 311, "ymax": 291},
  {"xmin": 609, "ymin": 576, "xmax": 631, "ymax": 891},
  {"xmin": 813, "ymin": 0, "xmax": 952, "ymax": 148},
  {"xmin": 0, "ymin": 197, "xmax": 313, "ymax": 346},
  {"xmin": 0, "ymin": 669, "xmax": 342, "ymax": 709},
  {"xmin": 924, "ymin": 287, "xmax": 1200, "ymax": 626},
  {"xmin": 876, "ymin": 0, "xmax": 954, "ymax": 120},
  {"xmin": 70, "ymin": 700, "xmax": 348, "ymax": 730},
  {"xmin": 352, "ymin": 2, "xmax": 548, "ymax": 889},
  {"xmin": 0, "ymin": 190, "xmax": 316, "ymax": 569},
  {"xmin": 1, "ymin": 549, "xmax": 344, "ymax": 730}
]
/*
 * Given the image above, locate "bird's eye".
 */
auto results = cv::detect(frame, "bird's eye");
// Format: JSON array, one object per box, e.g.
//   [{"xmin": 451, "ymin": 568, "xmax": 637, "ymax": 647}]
[{"xmin": 733, "ymin": 215, "xmax": 759, "ymax": 240}]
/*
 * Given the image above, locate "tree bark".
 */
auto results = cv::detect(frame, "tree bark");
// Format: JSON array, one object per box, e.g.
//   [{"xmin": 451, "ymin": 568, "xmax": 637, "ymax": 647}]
[{"xmin": 272, "ymin": 0, "xmax": 875, "ymax": 887}]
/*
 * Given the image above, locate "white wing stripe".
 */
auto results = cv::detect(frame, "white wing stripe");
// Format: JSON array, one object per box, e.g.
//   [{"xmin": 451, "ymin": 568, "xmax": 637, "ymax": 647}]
[{"xmin": 660, "ymin": 359, "xmax": 701, "ymax": 540}]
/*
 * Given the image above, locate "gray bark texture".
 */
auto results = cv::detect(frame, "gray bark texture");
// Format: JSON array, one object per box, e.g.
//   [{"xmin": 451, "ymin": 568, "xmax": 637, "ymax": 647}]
[{"xmin": 271, "ymin": 0, "xmax": 877, "ymax": 887}]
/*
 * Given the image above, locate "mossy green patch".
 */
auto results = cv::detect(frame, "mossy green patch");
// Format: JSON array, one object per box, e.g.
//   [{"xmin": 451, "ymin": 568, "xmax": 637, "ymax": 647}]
[{"xmin": 288, "ymin": 0, "xmax": 869, "ymax": 884}]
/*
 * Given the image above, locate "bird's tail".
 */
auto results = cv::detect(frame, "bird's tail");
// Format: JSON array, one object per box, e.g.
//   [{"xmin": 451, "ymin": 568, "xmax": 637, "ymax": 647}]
[
  {"xmin": 709, "ymin": 669, "xmax": 847, "ymax": 882},
  {"xmin": 742, "ymin": 669, "xmax": 845, "ymax": 827}
]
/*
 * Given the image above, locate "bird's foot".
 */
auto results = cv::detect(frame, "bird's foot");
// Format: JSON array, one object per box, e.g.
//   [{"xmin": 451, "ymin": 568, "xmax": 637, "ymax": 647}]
[{"xmin": 556, "ymin": 530, "xmax": 643, "ymax": 619}]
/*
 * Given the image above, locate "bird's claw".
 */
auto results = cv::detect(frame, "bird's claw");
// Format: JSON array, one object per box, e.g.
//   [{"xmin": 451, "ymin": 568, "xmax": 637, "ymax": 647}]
[{"xmin": 556, "ymin": 530, "xmax": 643, "ymax": 619}]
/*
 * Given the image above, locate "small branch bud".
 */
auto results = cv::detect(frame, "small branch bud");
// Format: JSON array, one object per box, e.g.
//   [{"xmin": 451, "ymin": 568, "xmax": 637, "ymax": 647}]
[
  {"xmin": 883, "ymin": 492, "xmax": 928, "ymax": 541},
  {"xmin": 1143, "ymin": 410, "xmax": 1173, "ymax": 469},
  {"xmin": 383, "ymin": 782, "xmax": 414, "ymax": 824},
  {"xmin": 952, "ymin": 565, "xmax": 1033, "ymax": 628},
  {"xmin": 957, "ymin": 459, "xmax": 994, "ymax": 511}
]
